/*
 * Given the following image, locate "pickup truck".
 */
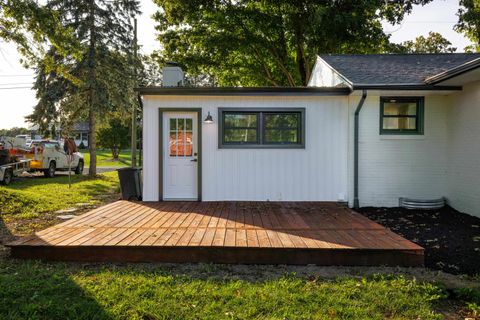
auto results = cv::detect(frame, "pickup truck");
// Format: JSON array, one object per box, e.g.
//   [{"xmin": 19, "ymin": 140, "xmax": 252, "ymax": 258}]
[{"xmin": 27, "ymin": 140, "xmax": 84, "ymax": 178}]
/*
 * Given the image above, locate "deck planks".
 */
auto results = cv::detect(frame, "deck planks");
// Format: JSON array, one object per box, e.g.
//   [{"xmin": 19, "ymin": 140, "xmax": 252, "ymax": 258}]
[{"xmin": 7, "ymin": 200, "xmax": 424, "ymax": 266}]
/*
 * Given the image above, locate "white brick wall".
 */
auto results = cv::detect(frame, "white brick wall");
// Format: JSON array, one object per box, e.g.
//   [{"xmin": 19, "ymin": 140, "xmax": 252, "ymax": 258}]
[
  {"xmin": 349, "ymin": 94, "xmax": 450, "ymax": 207},
  {"xmin": 447, "ymin": 81, "xmax": 480, "ymax": 217}
]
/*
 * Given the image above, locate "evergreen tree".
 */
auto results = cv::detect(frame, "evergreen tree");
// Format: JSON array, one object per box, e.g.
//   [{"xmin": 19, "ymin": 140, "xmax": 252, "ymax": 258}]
[{"xmin": 24, "ymin": 0, "xmax": 140, "ymax": 176}]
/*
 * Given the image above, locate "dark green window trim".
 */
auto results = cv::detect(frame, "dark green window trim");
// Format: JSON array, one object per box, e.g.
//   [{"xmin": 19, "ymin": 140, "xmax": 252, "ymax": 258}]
[
  {"xmin": 380, "ymin": 96, "xmax": 424, "ymax": 135},
  {"xmin": 218, "ymin": 108, "xmax": 306, "ymax": 149}
]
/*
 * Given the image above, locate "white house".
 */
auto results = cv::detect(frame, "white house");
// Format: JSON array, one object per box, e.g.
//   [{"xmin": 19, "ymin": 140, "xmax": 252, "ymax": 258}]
[{"xmin": 137, "ymin": 53, "xmax": 480, "ymax": 218}]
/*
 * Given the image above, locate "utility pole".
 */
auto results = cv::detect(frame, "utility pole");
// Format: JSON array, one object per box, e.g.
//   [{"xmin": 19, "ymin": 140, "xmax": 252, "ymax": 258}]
[
  {"xmin": 131, "ymin": 18, "xmax": 138, "ymax": 168},
  {"xmin": 88, "ymin": 0, "xmax": 97, "ymax": 176}
]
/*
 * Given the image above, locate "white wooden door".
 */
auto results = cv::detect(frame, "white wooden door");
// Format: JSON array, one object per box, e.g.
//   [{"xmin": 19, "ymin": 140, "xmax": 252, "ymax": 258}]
[{"xmin": 163, "ymin": 112, "xmax": 198, "ymax": 200}]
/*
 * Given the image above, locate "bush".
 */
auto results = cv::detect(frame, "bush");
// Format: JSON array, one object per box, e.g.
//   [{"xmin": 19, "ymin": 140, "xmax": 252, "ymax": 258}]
[{"xmin": 97, "ymin": 118, "xmax": 130, "ymax": 160}]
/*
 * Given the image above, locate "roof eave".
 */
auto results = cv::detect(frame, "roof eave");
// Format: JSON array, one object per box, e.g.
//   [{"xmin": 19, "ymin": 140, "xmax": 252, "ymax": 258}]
[
  {"xmin": 352, "ymin": 84, "xmax": 463, "ymax": 91},
  {"xmin": 135, "ymin": 86, "xmax": 352, "ymax": 96},
  {"xmin": 424, "ymin": 58, "xmax": 480, "ymax": 84}
]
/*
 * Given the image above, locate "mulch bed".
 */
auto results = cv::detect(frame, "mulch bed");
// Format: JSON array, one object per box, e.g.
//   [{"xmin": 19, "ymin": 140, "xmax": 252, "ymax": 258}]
[{"xmin": 357, "ymin": 206, "xmax": 480, "ymax": 276}]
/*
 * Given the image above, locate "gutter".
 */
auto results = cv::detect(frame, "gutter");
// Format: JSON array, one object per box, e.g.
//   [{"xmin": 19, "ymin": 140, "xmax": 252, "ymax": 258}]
[
  {"xmin": 424, "ymin": 58, "xmax": 480, "ymax": 84},
  {"xmin": 352, "ymin": 84, "xmax": 462, "ymax": 91},
  {"xmin": 132, "ymin": 92, "xmax": 143, "ymax": 166},
  {"xmin": 353, "ymin": 90, "xmax": 367, "ymax": 209},
  {"xmin": 134, "ymin": 86, "xmax": 352, "ymax": 96}
]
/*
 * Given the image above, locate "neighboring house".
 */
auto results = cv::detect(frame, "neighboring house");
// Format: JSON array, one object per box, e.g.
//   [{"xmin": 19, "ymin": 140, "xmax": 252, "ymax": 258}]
[
  {"xmin": 28, "ymin": 122, "xmax": 90, "ymax": 148},
  {"xmin": 70, "ymin": 122, "xmax": 90, "ymax": 148},
  {"xmin": 137, "ymin": 54, "xmax": 480, "ymax": 218}
]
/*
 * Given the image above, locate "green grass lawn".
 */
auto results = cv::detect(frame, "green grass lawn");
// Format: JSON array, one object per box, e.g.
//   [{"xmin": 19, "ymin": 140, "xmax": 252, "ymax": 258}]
[
  {"xmin": 0, "ymin": 172, "xmax": 120, "ymax": 236},
  {"xmin": 1, "ymin": 260, "xmax": 469, "ymax": 320},
  {"xmin": 82, "ymin": 149, "xmax": 140, "ymax": 167},
  {"xmin": 0, "ymin": 172, "xmax": 119, "ymax": 219},
  {"xmin": 1, "ymin": 167, "xmax": 479, "ymax": 319}
]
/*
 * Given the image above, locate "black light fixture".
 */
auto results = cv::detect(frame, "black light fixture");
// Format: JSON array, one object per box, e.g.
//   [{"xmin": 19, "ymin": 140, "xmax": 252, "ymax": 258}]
[{"xmin": 204, "ymin": 111, "xmax": 214, "ymax": 124}]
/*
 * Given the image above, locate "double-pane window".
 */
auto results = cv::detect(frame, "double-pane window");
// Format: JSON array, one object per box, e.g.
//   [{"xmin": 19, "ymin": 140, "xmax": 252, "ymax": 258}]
[
  {"xmin": 380, "ymin": 97, "xmax": 424, "ymax": 135},
  {"xmin": 220, "ymin": 109, "xmax": 304, "ymax": 148}
]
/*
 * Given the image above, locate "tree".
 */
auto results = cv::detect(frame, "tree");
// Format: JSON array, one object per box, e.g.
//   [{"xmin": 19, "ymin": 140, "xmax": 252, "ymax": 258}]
[
  {"xmin": 97, "ymin": 117, "xmax": 130, "ymax": 160},
  {"xmin": 153, "ymin": 0, "xmax": 432, "ymax": 87},
  {"xmin": 0, "ymin": 0, "xmax": 79, "ymax": 67},
  {"xmin": 0, "ymin": 127, "xmax": 30, "ymax": 137},
  {"xmin": 21, "ymin": 0, "xmax": 140, "ymax": 176},
  {"xmin": 138, "ymin": 54, "xmax": 164, "ymax": 87},
  {"xmin": 456, "ymin": 0, "xmax": 480, "ymax": 52},
  {"xmin": 397, "ymin": 32, "xmax": 457, "ymax": 53}
]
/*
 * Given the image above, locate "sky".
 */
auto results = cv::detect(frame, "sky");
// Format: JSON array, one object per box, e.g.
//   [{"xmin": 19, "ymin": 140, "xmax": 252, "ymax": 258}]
[{"xmin": 0, "ymin": 0, "xmax": 474, "ymax": 129}]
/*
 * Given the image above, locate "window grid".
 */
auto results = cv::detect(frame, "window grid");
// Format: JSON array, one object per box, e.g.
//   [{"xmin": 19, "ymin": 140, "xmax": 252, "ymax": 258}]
[
  {"xmin": 169, "ymin": 117, "xmax": 193, "ymax": 157},
  {"xmin": 219, "ymin": 109, "xmax": 305, "ymax": 149},
  {"xmin": 380, "ymin": 97, "xmax": 424, "ymax": 135}
]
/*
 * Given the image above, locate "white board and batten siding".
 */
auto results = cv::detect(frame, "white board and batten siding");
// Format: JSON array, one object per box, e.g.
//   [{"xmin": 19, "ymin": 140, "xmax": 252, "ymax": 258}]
[{"xmin": 142, "ymin": 95, "xmax": 349, "ymax": 202}]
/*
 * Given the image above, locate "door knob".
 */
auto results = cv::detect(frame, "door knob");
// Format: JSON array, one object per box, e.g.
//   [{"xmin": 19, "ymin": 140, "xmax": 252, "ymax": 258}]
[{"xmin": 190, "ymin": 158, "xmax": 198, "ymax": 162}]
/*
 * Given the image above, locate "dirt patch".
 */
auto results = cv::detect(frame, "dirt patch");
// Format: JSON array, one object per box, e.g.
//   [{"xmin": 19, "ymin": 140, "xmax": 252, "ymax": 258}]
[{"xmin": 357, "ymin": 206, "xmax": 480, "ymax": 276}]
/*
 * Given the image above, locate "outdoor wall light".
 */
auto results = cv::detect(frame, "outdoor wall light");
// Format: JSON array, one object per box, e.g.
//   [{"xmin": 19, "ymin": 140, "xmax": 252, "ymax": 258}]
[{"xmin": 204, "ymin": 111, "xmax": 214, "ymax": 124}]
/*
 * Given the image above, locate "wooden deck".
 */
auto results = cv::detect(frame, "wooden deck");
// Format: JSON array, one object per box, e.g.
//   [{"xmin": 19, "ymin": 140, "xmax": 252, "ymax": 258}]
[{"xmin": 7, "ymin": 201, "xmax": 424, "ymax": 266}]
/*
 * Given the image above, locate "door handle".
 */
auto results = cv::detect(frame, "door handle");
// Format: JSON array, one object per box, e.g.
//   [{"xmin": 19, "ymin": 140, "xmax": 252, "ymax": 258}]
[{"xmin": 190, "ymin": 158, "xmax": 198, "ymax": 162}]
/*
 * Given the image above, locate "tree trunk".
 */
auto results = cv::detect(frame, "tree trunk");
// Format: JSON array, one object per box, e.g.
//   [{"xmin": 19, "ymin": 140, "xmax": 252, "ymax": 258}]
[
  {"xmin": 88, "ymin": 109, "xmax": 97, "ymax": 176},
  {"xmin": 293, "ymin": 15, "xmax": 308, "ymax": 86},
  {"xmin": 112, "ymin": 146, "xmax": 119, "ymax": 160}
]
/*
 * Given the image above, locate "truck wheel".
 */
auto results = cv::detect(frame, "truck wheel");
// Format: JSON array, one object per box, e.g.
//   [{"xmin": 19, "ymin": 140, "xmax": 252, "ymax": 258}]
[
  {"xmin": 44, "ymin": 161, "xmax": 56, "ymax": 178},
  {"xmin": 75, "ymin": 160, "xmax": 84, "ymax": 175},
  {"xmin": 1, "ymin": 169, "xmax": 13, "ymax": 185}
]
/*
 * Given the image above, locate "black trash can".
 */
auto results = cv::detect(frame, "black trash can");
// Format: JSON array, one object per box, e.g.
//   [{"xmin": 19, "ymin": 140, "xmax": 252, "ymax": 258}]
[{"xmin": 117, "ymin": 167, "xmax": 142, "ymax": 201}]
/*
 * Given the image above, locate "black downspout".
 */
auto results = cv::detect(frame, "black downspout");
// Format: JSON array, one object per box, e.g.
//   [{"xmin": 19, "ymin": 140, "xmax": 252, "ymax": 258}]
[
  {"xmin": 137, "ymin": 93, "xmax": 143, "ymax": 166},
  {"xmin": 354, "ymin": 90, "xmax": 367, "ymax": 209}
]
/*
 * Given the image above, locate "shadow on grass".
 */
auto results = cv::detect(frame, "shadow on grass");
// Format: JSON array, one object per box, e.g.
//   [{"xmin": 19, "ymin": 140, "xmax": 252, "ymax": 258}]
[
  {"xmin": 1, "ymin": 219, "xmax": 109, "ymax": 320},
  {"xmin": 0, "ymin": 259, "xmax": 112, "ymax": 320},
  {"xmin": 0, "ymin": 259, "xmax": 448, "ymax": 320},
  {"xmin": 81, "ymin": 182, "xmax": 118, "ymax": 196},
  {"xmin": 0, "ymin": 216, "xmax": 15, "ymax": 247}
]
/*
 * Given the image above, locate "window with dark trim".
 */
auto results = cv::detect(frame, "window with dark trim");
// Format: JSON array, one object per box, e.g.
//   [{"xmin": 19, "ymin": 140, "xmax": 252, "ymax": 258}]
[
  {"xmin": 380, "ymin": 97, "xmax": 424, "ymax": 135},
  {"xmin": 219, "ymin": 108, "xmax": 305, "ymax": 148}
]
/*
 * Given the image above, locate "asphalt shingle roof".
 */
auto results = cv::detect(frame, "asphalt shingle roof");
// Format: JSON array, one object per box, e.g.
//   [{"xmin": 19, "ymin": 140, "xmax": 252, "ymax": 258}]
[{"xmin": 319, "ymin": 53, "xmax": 480, "ymax": 85}]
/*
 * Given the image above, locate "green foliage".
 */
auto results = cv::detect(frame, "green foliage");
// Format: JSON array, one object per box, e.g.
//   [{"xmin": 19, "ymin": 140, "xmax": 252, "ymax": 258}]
[
  {"xmin": 0, "ymin": 262, "xmax": 447, "ymax": 320},
  {"xmin": 456, "ymin": 0, "xmax": 480, "ymax": 51},
  {"xmin": 0, "ymin": 172, "xmax": 119, "ymax": 218},
  {"xmin": 153, "ymin": 0, "xmax": 432, "ymax": 86},
  {"xmin": 453, "ymin": 287, "xmax": 480, "ymax": 317},
  {"xmin": 0, "ymin": 0, "xmax": 81, "ymax": 67},
  {"xmin": 0, "ymin": 127, "xmax": 30, "ymax": 137},
  {"xmin": 397, "ymin": 32, "xmax": 457, "ymax": 53},
  {"xmin": 24, "ymin": 0, "xmax": 140, "ymax": 132},
  {"xmin": 2, "ymin": 0, "xmax": 140, "ymax": 176},
  {"xmin": 138, "ymin": 54, "xmax": 163, "ymax": 86},
  {"xmin": 97, "ymin": 117, "xmax": 131, "ymax": 159},
  {"xmin": 454, "ymin": 287, "xmax": 480, "ymax": 304}
]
